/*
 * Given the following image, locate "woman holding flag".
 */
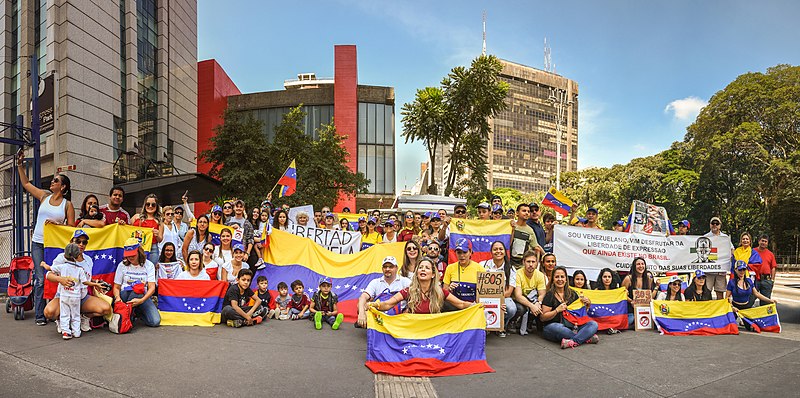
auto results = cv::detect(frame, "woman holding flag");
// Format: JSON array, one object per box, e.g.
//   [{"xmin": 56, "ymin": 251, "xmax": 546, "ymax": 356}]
[
  {"xmin": 728, "ymin": 261, "xmax": 776, "ymax": 313},
  {"xmin": 540, "ymin": 266, "xmax": 598, "ymax": 349},
  {"xmin": 370, "ymin": 259, "xmax": 474, "ymax": 314},
  {"xmin": 130, "ymin": 194, "xmax": 164, "ymax": 264}
]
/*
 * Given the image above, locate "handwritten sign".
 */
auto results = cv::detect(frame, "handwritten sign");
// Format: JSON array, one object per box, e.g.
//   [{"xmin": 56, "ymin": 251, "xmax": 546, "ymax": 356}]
[
  {"xmin": 632, "ymin": 289, "xmax": 652, "ymax": 307},
  {"xmin": 476, "ymin": 271, "xmax": 505, "ymax": 331}
]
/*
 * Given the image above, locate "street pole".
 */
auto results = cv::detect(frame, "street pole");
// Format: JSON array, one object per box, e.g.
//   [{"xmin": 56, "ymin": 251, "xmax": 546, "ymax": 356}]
[
  {"xmin": 31, "ymin": 55, "xmax": 41, "ymax": 218},
  {"xmin": 548, "ymin": 88, "xmax": 572, "ymax": 191}
]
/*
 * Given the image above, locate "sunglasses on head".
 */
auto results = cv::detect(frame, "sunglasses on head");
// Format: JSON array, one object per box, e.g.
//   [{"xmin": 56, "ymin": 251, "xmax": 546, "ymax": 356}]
[{"xmin": 51, "ymin": 178, "xmax": 61, "ymax": 184}]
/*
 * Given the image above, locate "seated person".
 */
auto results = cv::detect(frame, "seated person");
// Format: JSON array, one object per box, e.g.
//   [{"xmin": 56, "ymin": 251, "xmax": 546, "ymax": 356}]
[{"xmin": 220, "ymin": 269, "xmax": 264, "ymax": 328}]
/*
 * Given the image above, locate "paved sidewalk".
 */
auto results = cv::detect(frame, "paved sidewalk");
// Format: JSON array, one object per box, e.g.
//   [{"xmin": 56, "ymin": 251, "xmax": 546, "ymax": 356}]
[{"xmin": 1, "ymin": 304, "xmax": 799, "ymax": 398}]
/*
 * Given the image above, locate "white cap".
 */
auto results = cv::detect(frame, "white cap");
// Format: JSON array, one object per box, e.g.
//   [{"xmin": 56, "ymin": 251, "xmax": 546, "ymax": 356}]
[{"xmin": 382, "ymin": 256, "xmax": 398, "ymax": 267}]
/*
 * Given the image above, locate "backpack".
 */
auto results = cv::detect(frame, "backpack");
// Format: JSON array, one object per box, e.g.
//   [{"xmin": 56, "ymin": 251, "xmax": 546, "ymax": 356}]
[{"xmin": 108, "ymin": 299, "xmax": 134, "ymax": 334}]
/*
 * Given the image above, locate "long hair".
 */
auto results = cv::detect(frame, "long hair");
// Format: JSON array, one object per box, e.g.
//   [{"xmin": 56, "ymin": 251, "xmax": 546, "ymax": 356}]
[
  {"xmin": 139, "ymin": 193, "xmax": 162, "ymax": 222},
  {"xmin": 272, "ymin": 209, "xmax": 288, "ymax": 230},
  {"xmin": 406, "ymin": 258, "xmax": 444, "ymax": 314},
  {"xmin": 546, "ymin": 266, "xmax": 577, "ymax": 303},
  {"xmin": 55, "ymin": 173, "xmax": 72, "ymax": 201},
  {"xmin": 159, "ymin": 242, "xmax": 177, "ymax": 263},
  {"xmin": 194, "ymin": 215, "xmax": 211, "ymax": 244},
  {"xmin": 488, "ymin": 240, "xmax": 511, "ymax": 288},
  {"xmin": 186, "ymin": 250, "xmax": 204, "ymax": 270},
  {"xmin": 595, "ymin": 268, "xmax": 619, "ymax": 290},
  {"xmin": 249, "ymin": 207, "xmax": 261, "ymax": 226},
  {"xmin": 571, "ymin": 270, "xmax": 589, "ymax": 289},
  {"xmin": 686, "ymin": 277, "xmax": 711, "ymax": 301},
  {"xmin": 218, "ymin": 228, "xmax": 233, "ymax": 250},
  {"xmin": 404, "ymin": 211, "xmax": 419, "ymax": 234},
  {"xmin": 401, "ymin": 240, "xmax": 420, "ymax": 277},
  {"xmin": 123, "ymin": 247, "xmax": 147, "ymax": 266},
  {"xmin": 540, "ymin": 253, "xmax": 557, "ymax": 279},
  {"xmin": 628, "ymin": 257, "xmax": 653, "ymax": 290},
  {"xmin": 79, "ymin": 194, "xmax": 99, "ymax": 219}
]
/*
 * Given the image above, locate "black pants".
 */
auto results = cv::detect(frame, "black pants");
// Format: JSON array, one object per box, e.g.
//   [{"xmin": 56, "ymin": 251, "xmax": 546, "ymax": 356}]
[{"xmin": 221, "ymin": 305, "xmax": 266, "ymax": 322}]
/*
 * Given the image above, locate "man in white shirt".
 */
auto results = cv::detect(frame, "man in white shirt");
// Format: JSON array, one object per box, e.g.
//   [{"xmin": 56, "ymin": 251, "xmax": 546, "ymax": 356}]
[
  {"xmin": 355, "ymin": 256, "xmax": 411, "ymax": 328},
  {"xmin": 703, "ymin": 216, "xmax": 729, "ymax": 299}
]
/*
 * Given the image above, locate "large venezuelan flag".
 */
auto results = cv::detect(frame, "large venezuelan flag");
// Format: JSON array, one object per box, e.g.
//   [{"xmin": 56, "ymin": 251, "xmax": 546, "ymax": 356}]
[
  {"xmin": 738, "ymin": 304, "xmax": 781, "ymax": 333},
  {"xmin": 652, "ymin": 299, "xmax": 738, "ymax": 335},
  {"xmin": 255, "ymin": 229, "xmax": 405, "ymax": 322},
  {"xmin": 158, "ymin": 279, "xmax": 229, "ymax": 326},
  {"xmin": 564, "ymin": 287, "xmax": 628, "ymax": 330},
  {"xmin": 334, "ymin": 212, "xmax": 368, "ymax": 231},
  {"xmin": 43, "ymin": 224, "xmax": 153, "ymax": 298},
  {"xmin": 366, "ymin": 305, "xmax": 494, "ymax": 377},
  {"xmin": 447, "ymin": 219, "xmax": 512, "ymax": 263},
  {"xmin": 541, "ymin": 187, "xmax": 573, "ymax": 217},
  {"xmin": 190, "ymin": 221, "xmax": 242, "ymax": 246}
]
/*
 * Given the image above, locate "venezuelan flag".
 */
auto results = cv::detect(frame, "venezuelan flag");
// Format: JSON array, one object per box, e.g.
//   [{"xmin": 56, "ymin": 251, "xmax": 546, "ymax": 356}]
[
  {"xmin": 334, "ymin": 212, "xmax": 368, "ymax": 231},
  {"xmin": 738, "ymin": 304, "xmax": 781, "ymax": 333},
  {"xmin": 43, "ymin": 224, "xmax": 153, "ymax": 298},
  {"xmin": 277, "ymin": 159, "xmax": 297, "ymax": 197},
  {"xmin": 447, "ymin": 219, "xmax": 512, "ymax": 263},
  {"xmin": 190, "ymin": 221, "xmax": 242, "ymax": 246},
  {"xmin": 564, "ymin": 287, "xmax": 628, "ymax": 330},
  {"xmin": 366, "ymin": 305, "xmax": 494, "ymax": 377},
  {"xmin": 254, "ymin": 229, "xmax": 405, "ymax": 322},
  {"xmin": 158, "ymin": 279, "xmax": 229, "ymax": 326},
  {"xmin": 652, "ymin": 299, "xmax": 738, "ymax": 335},
  {"xmin": 541, "ymin": 187, "xmax": 573, "ymax": 217}
]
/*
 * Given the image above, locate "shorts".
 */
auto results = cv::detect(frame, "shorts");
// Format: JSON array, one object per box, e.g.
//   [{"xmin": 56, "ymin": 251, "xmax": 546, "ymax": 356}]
[{"xmin": 705, "ymin": 272, "xmax": 727, "ymax": 293}]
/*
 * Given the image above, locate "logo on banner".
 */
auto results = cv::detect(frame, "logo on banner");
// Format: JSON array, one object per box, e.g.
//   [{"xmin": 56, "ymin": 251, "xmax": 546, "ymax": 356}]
[
  {"xmin": 660, "ymin": 303, "xmax": 670, "ymax": 315},
  {"xmin": 456, "ymin": 220, "xmax": 465, "ymax": 231},
  {"xmin": 767, "ymin": 306, "xmax": 774, "ymax": 315},
  {"xmin": 639, "ymin": 315, "xmax": 650, "ymax": 328},
  {"xmin": 690, "ymin": 236, "xmax": 717, "ymax": 262}
]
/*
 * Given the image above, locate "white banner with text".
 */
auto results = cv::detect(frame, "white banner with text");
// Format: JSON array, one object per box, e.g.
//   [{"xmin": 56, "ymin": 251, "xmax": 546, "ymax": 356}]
[{"xmin": 288, "ymin": 225, "xmax": 362, "ymax": 254}]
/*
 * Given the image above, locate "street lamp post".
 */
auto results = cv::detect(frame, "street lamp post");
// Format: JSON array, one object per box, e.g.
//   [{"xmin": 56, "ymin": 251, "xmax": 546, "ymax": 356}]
[{"xmin": 548, "ymin": 88, "xmax": 573, "ymax": 191}]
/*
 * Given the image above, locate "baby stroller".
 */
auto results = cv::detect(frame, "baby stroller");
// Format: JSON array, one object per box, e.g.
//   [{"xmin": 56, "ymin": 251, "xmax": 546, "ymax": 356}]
[{"xmin": 5, "ymin": 255, "xmax": 34, "ymax": 320}]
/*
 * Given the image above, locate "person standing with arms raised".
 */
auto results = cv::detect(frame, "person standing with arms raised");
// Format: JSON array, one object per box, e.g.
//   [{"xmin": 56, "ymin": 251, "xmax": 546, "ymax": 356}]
[{"xmin": 17, "ymin": 151, "xmax": 76, "ymax": 326}]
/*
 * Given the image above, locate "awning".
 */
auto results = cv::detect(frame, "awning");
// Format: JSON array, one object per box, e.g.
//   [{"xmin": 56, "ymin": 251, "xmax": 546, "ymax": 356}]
[{"xmin": 117, "ymin": 173, "xmax": 221, "ymax": 212}]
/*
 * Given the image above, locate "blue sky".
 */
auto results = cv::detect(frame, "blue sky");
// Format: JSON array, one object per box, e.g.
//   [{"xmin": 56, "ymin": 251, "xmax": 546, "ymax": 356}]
[{"xmin": 198, "ymin": 0, "xmax": 799, "ymax": 193}]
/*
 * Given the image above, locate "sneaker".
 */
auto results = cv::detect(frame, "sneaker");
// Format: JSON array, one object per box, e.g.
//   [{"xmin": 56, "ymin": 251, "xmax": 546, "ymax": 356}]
[
  {"xmin": 73, "ymin": 332, "xmax": 81, "ymax": 338},
  {"xmin": 561, "ymin": 338, "xmax": 579, "ymax": 349},
  {"xmin": 56, "ymin": 322, "xmax": 62, "ymax": 334},
  {"xmin": 587, "ymin": 334, "xmax": 599, "ymax": 344},
  {"xmin": 36, "ymin": 319, "xmax": 47, "ymax": 326},
  {"xmin": 279, "ymin": 314, "xmax": 290, "ymax": 320},
  {"xmin": 314, "ymin": 311, "xmax": 323, "ymax": 330},
  {"xmin": 62, "ymin": 332, "xmax": 72, "ymax": 340},
  {"xmin": 290, "ymin": 314, "xmax": 298, "ymax": 320},
  {"xmin": 332, "ymin": 313, "xmax": 344, "ymax": 330},
  {"xmin": 80, "ymin": 315, "xmax": 91, "ymax": 332},
  {"xmin": 607, "ymin": 328, "xmax": 620, "ymax": 335},
  {"xmin": 498, "ymin": 331, "xmax": 507, "ymax": 338},
  {"xmin": 251, "ymin": 316, "xmax": 263, "ymax": 325},
  {"xmin": 226, "ymin": 319, "xmax": 243, "ymax": 328}
]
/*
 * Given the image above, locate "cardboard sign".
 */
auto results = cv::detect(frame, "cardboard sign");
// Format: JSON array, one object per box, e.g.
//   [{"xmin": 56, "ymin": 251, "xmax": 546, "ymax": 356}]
[
  {"xmin": 632, "ymin": 289, "xmax": 652, "ymax": 307},
  {"xmin": 634, "ymin": 306, "xmax": 652, "ymax": 331},
  {"xmin": 476, "ymin": 271, "xmax": 505, "ymax": 331}
]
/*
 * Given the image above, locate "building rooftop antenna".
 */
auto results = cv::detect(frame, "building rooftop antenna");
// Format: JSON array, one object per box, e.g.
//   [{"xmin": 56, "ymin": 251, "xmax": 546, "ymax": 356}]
[
  {"xmin": 482, "ymin": 10, "xmax": 487, "ymax": 56},
  {"xmin": 544, "ymin": 37, "xmax": 552, "ymax": 72}
]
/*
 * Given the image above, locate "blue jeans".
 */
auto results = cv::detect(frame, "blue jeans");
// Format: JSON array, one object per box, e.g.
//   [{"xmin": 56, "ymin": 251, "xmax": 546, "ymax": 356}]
[
  {"xmin": 31, "ymin": 241, "xmax": 46, "ymax": 322},
  {"xmin": 756, "ymin": 278, "xmax": 774, "ymax": 300},
  {"xmin": 120, "ymin": 290, "xmax": 160, "ymax": 327},
  {"xmin": 542, "ymin": 320, "xmax": 598, "ymax": 345},
  {"xmin": 504, "ymin": 297, "xmax": 517, "ymax": 327},
  {"xmin": 147, "ymin": 245, "xmax": 160, "ymax": 266},
  {"xmin": 290, "ymin": 308, "xmax": 309, "ymax": 319}
]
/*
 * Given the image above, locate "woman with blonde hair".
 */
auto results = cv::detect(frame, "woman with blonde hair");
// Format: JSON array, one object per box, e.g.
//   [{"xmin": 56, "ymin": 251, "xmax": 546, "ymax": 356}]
[
  {"xmin": 130, "ymin": 193, "xmax": 164, "ymax": 264},
  {"xmin": 371, "ymin": 258, "xmax": 472, "ymax": 314}
]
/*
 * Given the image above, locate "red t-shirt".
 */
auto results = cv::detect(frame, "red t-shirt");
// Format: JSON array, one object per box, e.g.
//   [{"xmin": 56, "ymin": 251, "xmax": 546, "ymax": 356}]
[
  {"xmin": 399, "ymin": 288, "xmax": 449, "ymax": 314},
  {"xmin": 755, "ymin": 248, "xmax": 777, "ymax": 276},
  {"xmin": 398, "ymin": 228, "xmax": 415, "ymax": 242},
  {"xmin": 100, "ymin": 204, "xmax": 130, "ymax": 225},
  {"xmin": 133, "ymin": 218, "xmax": 160, "ymax": 242}
]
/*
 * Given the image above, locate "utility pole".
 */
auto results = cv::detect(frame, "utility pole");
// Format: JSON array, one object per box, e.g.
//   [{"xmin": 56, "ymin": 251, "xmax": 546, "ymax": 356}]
[
  {"xmin": 548, "ymin": 87, "xmax": 572, "ymax": 191},
  {"xmin": 482, "ymin": 11, "xmax": 487, "ymax": 56}
]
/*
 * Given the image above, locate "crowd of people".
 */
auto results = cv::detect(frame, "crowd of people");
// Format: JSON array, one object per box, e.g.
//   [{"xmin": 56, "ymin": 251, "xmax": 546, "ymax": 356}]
[{"xmin": 16, "ymin": 154, "xmax": 781, "ymax": 347}]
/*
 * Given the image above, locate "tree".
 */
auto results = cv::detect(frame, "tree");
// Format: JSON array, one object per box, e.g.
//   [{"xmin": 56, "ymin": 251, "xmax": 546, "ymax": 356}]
[
  {"xmin": 201, "ymin": 106, "xmax": 370, "ymax": 211},
  {"xmin": 401, "ymin": 55, "xmax": 509, "ymax": 197}
]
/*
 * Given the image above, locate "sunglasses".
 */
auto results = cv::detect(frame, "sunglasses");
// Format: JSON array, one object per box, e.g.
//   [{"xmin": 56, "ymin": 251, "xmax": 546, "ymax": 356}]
[
  {"xmin": 175, "ymin": 211, "xmax": 183, "ymax": 215},
  {"xmin": 405, "ymin": 215, "xmax": 414, "ymax": 219},
  {"xmin": 165, "ymin": 212, "xmax": 174, "ymax": 216},
  {"xmin": 223, "ymin": 206, "xmax": 232, "ymax": 209},
  {"xmin": 203, "ymin": 247, "xmax": 215, "ymax": 253},
  {"xmin": 407, "ymin": 247, "xmax": 418, "ymax": 251},
  {"xmin": 711, "ymin": 222, "xmax": 720, "ymax": 225},
  {"xmin": 455, "ymin": 210, "xmax": 466, "ymax": 215},
  {"xmin": 51, "ymin": 178, "xmax": 61, "ymax": 184},
  {"xmin": 146, "ymin": 202, "xmax": 157, "ymax": 207},
  {"xmin": 670, "ymin": 282, "xmax": 681, "ymax": 286},
  {"xmin": 429, "ymin": 247, "xmax": 440, "ymax": 251},
  {"xmin": 75, "ymin": 239, "xmax": 88, "ymax": 245}
]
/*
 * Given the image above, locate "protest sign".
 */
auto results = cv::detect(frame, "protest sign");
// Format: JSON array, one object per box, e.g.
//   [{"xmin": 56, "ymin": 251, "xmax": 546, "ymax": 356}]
[
  {"xmin": 288, "ymin": 205, "xmax": 316, "ymax": 228},
  {"xmin": 288, "ymin": 225, "xmax": 362, "ymax": 254},
  {"xmin": 627, "ymin": 200, "xmax": 672, "ymax": 236},
  {"xmin": 554, "ymin": 225, "xmax": 732, "ymax": 280},
  {"xmin": 476, "ymin": 271, "xmax": 505, "ymax": 331},
  {"xmin": 632, "ymin": 289, "xmax": 652, "ymax": 307},
  {"xmin": 634, "ymin": 306, "xmax": 653, "ymax": 331}
]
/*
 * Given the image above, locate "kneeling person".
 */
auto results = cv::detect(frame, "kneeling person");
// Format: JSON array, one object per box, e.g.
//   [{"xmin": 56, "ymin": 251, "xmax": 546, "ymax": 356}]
[
  {"xmin": 512, "ymin": 251, "xmax": 547, "ymax": 335},
  {"xmin": 221, "ymin": 269, "xmax": 264, "ymax": 328},
  {"xmin": 310, "ymin": 277, "xmax": 344, "ymax": 330}
]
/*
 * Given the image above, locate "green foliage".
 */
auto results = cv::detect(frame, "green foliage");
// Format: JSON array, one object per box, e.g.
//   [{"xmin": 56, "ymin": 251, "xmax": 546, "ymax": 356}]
[
  {"xmin": 200, "ymin": 106, "xmax": 370, "ymax": 211},
  {"xmin": 401, "ymin": 87, "xmax": 447, "ymax": 194}
]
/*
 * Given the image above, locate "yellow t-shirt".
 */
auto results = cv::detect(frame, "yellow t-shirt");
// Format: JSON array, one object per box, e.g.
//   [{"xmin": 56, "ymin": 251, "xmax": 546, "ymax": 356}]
[
  {"xmin": 515, "ymin": 268, "xmax": 547, "ymax": 298},
  {"xmin": 361, "ymin": 231, "xmax": 383, "ymax": 246},
  {"xmin": 443, "ymin": 261, "xmax": 486, "ymax": 302}
]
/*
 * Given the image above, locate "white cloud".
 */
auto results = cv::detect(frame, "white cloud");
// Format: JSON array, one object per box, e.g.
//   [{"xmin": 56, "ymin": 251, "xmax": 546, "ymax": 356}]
[{"xmin": 664, "ymin": 96, "xmax": 708, "ymax": 121}]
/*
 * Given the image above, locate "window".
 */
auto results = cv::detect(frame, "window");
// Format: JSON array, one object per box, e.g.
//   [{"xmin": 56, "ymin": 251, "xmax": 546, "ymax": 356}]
[{"xmin": 357, "ymin": 102, "xmax": 395, "ymax": 195}]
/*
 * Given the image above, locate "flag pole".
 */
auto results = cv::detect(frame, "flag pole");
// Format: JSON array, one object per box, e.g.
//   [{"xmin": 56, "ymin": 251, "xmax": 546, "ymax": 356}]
[{"xmin": 269, "ymin": 159, "xmax": 295, "ymax": 199}]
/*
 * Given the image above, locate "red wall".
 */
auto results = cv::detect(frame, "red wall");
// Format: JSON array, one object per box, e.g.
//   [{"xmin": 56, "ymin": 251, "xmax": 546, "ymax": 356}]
[
  {"xmin": 333, "ymin": 45, "xmax": 358, "ymax": 212},
  {"xmin": 197, "ymin": 59, "xmax": 241, "ymax": 214}
]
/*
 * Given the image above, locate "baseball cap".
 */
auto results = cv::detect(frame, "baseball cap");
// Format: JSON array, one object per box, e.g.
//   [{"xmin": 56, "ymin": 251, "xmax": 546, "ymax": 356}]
[
  {"xmin": 368, "ymin": 217, "xmax": 377, "ymax": 224},
  {"xmin": 72, "ymin": 229, "xmax": 89, "ymax": 240},
  {"xmin": 318, "ymin": 276, "xmax": 332, "ymax": 286},
  {"xmin": 491, "ymin": 204, "xmax": 503, "ymax": 214},
  {"xmin": 668, "ymin": 275, "xmax": 682, "ymax": 284},
  {"xmin": 454, "ymin": 238, "xmax": 472, "ymax": 252},
  {"xmin": 211, "ymin": 205, "xmax": 222, "ymax": 214},
  {"xmin": 234, "ymin": 199, "xmax": 244, "ymax": 206},
  {"xmin": 123, "ymin": 238, "xmax": 141, "ymax": 257},
  {"xmin": 695, "ymin": 269, "xmax": 706, "ymax": 278},
  {"xmin": 587, "ymin": 207, "xmax": 598, "ymax": 214},
  {"xmin": 476, "ymin": 202, "xmax": 490, "ymax": 210},
  {"xmin": 506, "ymin": 208, "xmax": 515, "ymax": 215},
  {"xmin": 382, "ymin": 256, "xmax": 398, "ymax": 267},
  {"xmin": 342, "ymin": 207, "xmax": 351, "ymax": 212},
  {"xmin": 325, "ymin": 212, "xmax": 335, "ymax": 219},
  {"xmin": 430, "ymin": 213, "xmax": 441, "ymax": 221},
  {"xmin": 710, "ymin": 217, "xmax": 721, "ymax": 224},
  {"xmin": 454, "ymin": 204, "xmax": 467, "ymax": 211},
  {"xmin": 735, "ymin": 260, "xmax": 748, "ymax": 270},
  {"xmin": 613, "ymin": 220, "xmax": 625, "ymax": 227},
  {"xmin": 232, "ymin": 243, "xmax": 245, "ymax": 252},
  {"xmin": 358, "ymin": 216, "xmax": 366, "ymax": 222},
  {"xmin": 421, "ymin": 212, "xmax": 431, "ymax": 219},
  {"xmin": 529, "ymin": 202, "xmax": 540, "ymax": 209},
  {"xmin": 384, "ymin": 220, "xmax": 395, "ymax": 227},
  {"xmin": 578, "ymin": 217, "xmax": 588, "ymax": 224},
  {"xmin": 679, "ymin": 220, "xmax": 691, "ymax": 228}
]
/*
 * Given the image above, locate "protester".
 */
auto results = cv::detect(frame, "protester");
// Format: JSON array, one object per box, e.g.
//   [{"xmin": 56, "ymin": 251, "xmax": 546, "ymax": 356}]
[
  {"xmin": 201, "ymin": 242, "xmax": 221, "ymax": 280},
  {"xmin": 209, "ymin": 205, "xmax": 224, "ymax": 226},
  {"xmin": 215, "ymin": 228, "xmax": 234, "ymax": 280},
  {"xmin": 17, "ymin": 151, "xmax": 75, "ymax": 325},
  {"xmin": 44, "ymin": 230, "xmax": 111, "ymax": 331},
  {"xmin": 174, "ymin": 192, "xmax": 195, "ymax": 241},
  {"xmin": 512, "ymin": 251, "xmax": 547, "ymax": 335},
  {"xmin": 677, "ymin": 220, "xmax": 690, "ymax": 235},
  {"xmin": 438, "ymin": 204, "xmax": 466, "ymax": 245},
  {"xmin": 542, "ymin": 213, "xmax": 556, "ymax": 253},
  {"xmin": 621, "ymin": 257, "xmax": 658, "ymax": 329},
  {"xmin": 477, "ymin": 202, "xmax": 491, "ymax": 220},
  {"xmin": 595, "ymin": 268, "xmax": 619, "ymax": 290},
  {"xmin": 156, "ymin": 242, "xmax": 184, "ymax": 280},
  {"xmin": 509, "ymin": 203, "xmax": 543, "ymax": 270},
  {"xmin": 100, "ymin": 186, "xmax": 129, "ymax": 225},
  {"xmin": 130, "ymin": 194, "xmax": 164, "ymax": 264},
  {"xmin": 398, "ymin": 211, "xmax": 417, "ymax": 242},
  {"xmin": 221, "ymin": 201, "xmax": 234, "ymax": 224},
  {"xmin": 255, "ymin": 275, "xmax": 277, "ymax": 319},
  {"xmin": 176, "ymin": 250, "xmax": 209, "ymax": 280},
  {"xmin": 310, "ymin": 277, "xmax": 345, "ymax": 330},
  {"xmin": 754, "ymin": 235, "xmax": 777, "ymax": 299},
  {"xmin": 160, "ymin": 206, "xmax": 182, "ymax": 260},
  {"xmin": 612, "ymin": 220, "xmax": 625, "ymax": 232},
  {"xmin": 322, "ymin": 213, "xmax": 335, "ymax": 230},
  {"xmin": 526, "ymin": 203, "xmax": 546, "ymax": 249},
  {"xmin": 491, "ymin": 205, "xmax": 504, "ymax": 220},
  {"xmin": 356, "ymin": 216, "xmax": 367, "ymax": 234},
  {"xmin": 355, "ymin": 256, "xmax": 411, "ymax": 328},
  {"xmin": 295, "ymin": 211, "xmax": 310, "ymax": 227},
  {"xmin": 249, "ymin": 207, "xmax": 261, "ymax": 232},
  {"xmin": 112, "ymin": 238, "xmax": 160, "ymax": 327},
  {"xmin": 540, "ymin": 266, "xmax": 598, "ymax": 349},
  {"xmin": 227, "ymin": 200, "xmax": 256, "ymax": 265},
  {"xmin": 656, "ymin": 276, "xmax": 685, "ymax": 301},
  {"xmin": 419, "ymin": 212, "xmax": 431, "ymax": 233},
  {"xmin": 732, "ymin": 232, "xmax": 763, "ymax": 283},
  {"xmin": 571, "ymin": 270, "xmax": 589, "ymax": 289},
  {"xmin": 582, "ymin": 207, "xmax": 602, "ymax": 229},
  {"xmin": 361, "ymin": 217, "xmax": 383, "ymax": 246},
  {"xmin": 684, "ymin": 270, "xmax": 712, "ymax": 301},
  {"xmin": 480, "ymin": 241, "xmax": 518, "ymax": 337},
  {"xmin": 221, "ymin": 268, "xmax": 263, "ymax": 328},
  {"xmin": 703, "ymin": 216, "xmax": 729, "ymax": 299},
  {"xmin": 288, "ymin": 280, "xmax": 311, "ymax": 319},
  {"xmin": 728, "ymin": 261, "xmax": 776, "ymax": 320},
  {"xmin": 50, "ymin": 243, "xmax": 91, "ymax": 339},
  {"xmin": 491, "ymin": 195, "xmax": 503, "ymax": 209},
  {"xmin": 182, "ymin": 215, "xmax": 211, "ymax": 260},
  {"xmin": 76, "ymin": 194, "xmax": 105, "ymax": 228},
  {"xmin": 223, "ymin": 243, "xmax": 249, "ymax": 284},
  {"xmin": 425, "ymin": 240, "xmax": 447, "ymax": 276},
  {"xmin": 275, "ymin": 282, "xmax": 292, "ymax": 320},
  {"xmin": 313, "ymin": 210, "xmax": 323, "ymax": 227},
  {"xmin": 339, "ymin": 217, "xmax": 352, "ymax": 231},
  {"xmin": 443, "ymin": 238, "xmax": 486, "ymax": 303},
  {"xmin": 382, "ymin": 220, "xmax": 398, "ymax": 243},
  {"xmin": 371, "ymin": 259, "xmax": 473, "ymax": 314},
  {"xmin": 401, "ymin": 240, "xmax": 422, "ymax": 279},
  {"xmin": 272, "ymin": 209, "xmax": 290, "ymax": 231},
  {"xmin": 541, "ymin": 253, "xmax": 557, "ymax": 286}
]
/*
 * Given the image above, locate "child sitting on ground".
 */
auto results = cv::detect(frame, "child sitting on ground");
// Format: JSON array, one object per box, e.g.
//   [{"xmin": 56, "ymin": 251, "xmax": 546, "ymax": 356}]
[
  {"xmin": 221, "ymin": 269, "xmax": 264, "ymax": 328},
  {"xmin": 275, "ymin": 282, "xmax": 292, "ymax": 320},
  {"xmin": 288, "ymin": 279, "xmax": 310, "ymax": 320},
  {"xmin": 255, "ymin": 275, "xmax": 277, "ymax": 319},
  {"xmin": 310, "ymin": 277, "xmax": 344, "ymax": 330}
]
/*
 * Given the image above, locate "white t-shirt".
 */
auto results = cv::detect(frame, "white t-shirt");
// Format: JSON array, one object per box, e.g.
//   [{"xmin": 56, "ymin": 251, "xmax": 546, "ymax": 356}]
[
  {"xmin": 222, "ymin": 261, "xmax": 250, "ymax": 283},
  {"xmin": 383, "ymin": 233, "xmax": 397, "ymax": 243},
  {"xmin": 214, "ymin": 247, "xmax": 232, "ymax": 265},
  {"xmin": 50, "ymin": 262, "xmax": 89, "ymax": 299},
  {"xmin": 364, "ymin": 275, "xmax": 412, "ymax": 312},
  {"xmin": 481, "ymin": 259, "xmax": 516, "ymax": 287},
  {"xmin": 176, "ymin": 270, "xmax": 211, "ymax": 280},
  {"xmin": 113, "ymin": 260, "xmax": 156, "ymax": 291},
  {"xmin": 51, "ymin": 253, "xmax": 93, "ymax": 276},
  {"xmin": 157, "ymin": 261, "xmax": 184, "ymax": 280}
]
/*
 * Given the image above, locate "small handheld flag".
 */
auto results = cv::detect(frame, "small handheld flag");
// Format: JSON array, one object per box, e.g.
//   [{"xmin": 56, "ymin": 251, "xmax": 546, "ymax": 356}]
[
  {"xmin": 277, "ymin": 159, "xmax": 297, "ymax": 197},
  {"xmin": 542, "ymin": 187, "xmax": 573, "ymax": 217}
]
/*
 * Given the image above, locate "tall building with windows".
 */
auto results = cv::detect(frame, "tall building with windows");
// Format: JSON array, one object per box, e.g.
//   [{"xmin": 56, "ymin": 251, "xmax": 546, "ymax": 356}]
[
  {"xmin": 430, "ymin": 58, "xmax": 578, "ymax": 194},
  {"xmin": 0, "ymin": 0, "xmax": 198, "ymax": 204},
  {"xmin": 199, "ymin": 45, "xmax": 396, "ymax": 211}
]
